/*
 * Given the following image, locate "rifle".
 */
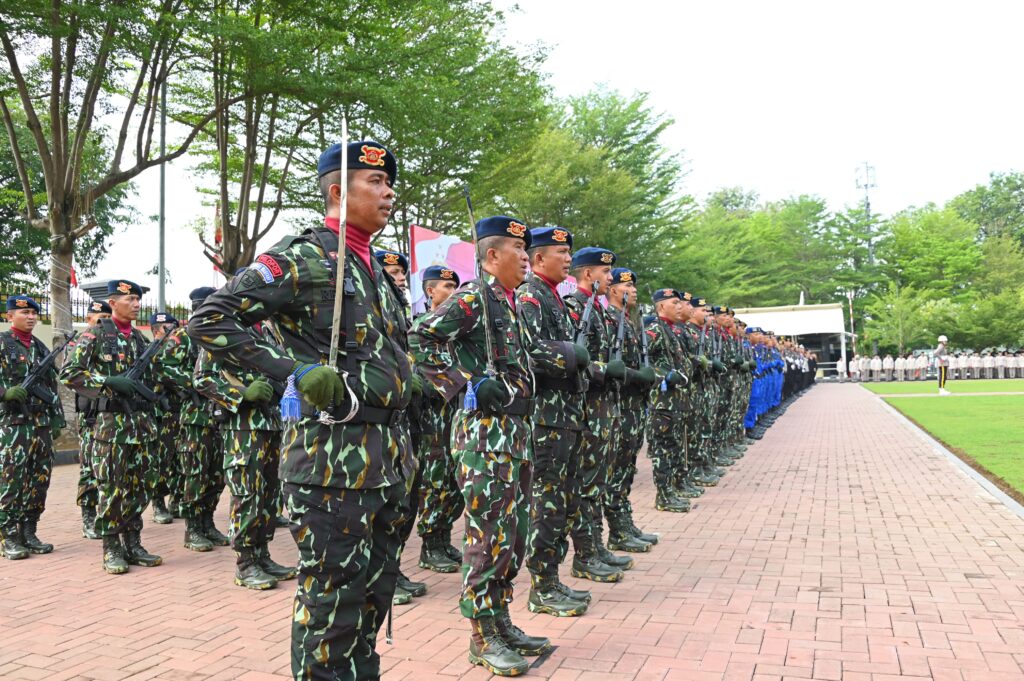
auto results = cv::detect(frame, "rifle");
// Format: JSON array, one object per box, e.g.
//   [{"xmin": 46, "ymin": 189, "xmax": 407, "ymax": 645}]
[
  {"xmin": 11, "ymin": 330, "xmax": 78, "ymax": 414},
  {"xmin": 612, "ymin": 293, "xmax": 628, "ymax": 361},
  {"xmin": 640, "ymin": 311, "xmax": 650, "ymax": 368},
  {"xmin": 463, "ymin": 187, "xmax": 497, "ymax": 379},
  {"xmin": 115, "ymin": 324, "xmax": 178, "ymax": 412},
  {"xmin": 574, "ymin": 280, "xmax": 602, "ymax": 346}
]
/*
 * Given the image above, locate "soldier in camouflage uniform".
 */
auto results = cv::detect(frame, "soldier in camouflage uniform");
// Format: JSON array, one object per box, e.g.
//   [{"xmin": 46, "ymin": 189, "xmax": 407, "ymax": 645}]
[
  {"xmin": 518, "ymin": 226, "xmax": 592, "ymax": 617},
  {"xmin": 195, "ymin": 319, "xmax": 296, "ymax": 590},
  {"xmin": 563, "ymin": 247, "xmax": 633, "ymax": 581},
  {"xmin": 643, "ymin": 289, "xmax": 692, "ymax": 512},
  {"xmin": 0, "ymin": 295, "xmax": 64, "ymax": 560},
  {"xmin": 603, "ymin": 269, "xmax": 659, "ymax": 550},
  {"xmin": 190, "ymin": 140, "xmax": 414, "ymax": 681},
  {"xmin": 415, "ymin": 265, "xmax": 467, "ymax": 575},
  {"xmin": 678, "ymin": 297, "xmax": 722, "ymax": 488},
  {"xmin": 155, "ymin": 288, "xmax": 229, "ymax": 553},
  {"xmin": 411, "ymin": 216, "xmax": 551, "ymax": 677},
  {"xmin": 61, "ymin": 280, "xmax": 163, "ymax": 574},
  {"xmin": 147, "ymin": 312, "xmax": 179, "ymax": 525},
  {"xmin": 75, "ymin": 300, "xmax": 111, "ymax": 540}
]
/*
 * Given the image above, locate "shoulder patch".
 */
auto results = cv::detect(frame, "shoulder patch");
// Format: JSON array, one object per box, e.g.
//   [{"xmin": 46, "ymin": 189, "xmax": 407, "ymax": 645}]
[
  {"xmin": 251, "ymin": 263, "xmax": 275, "ymax": 284},
  {"xmin": 569, "ymin": 311, "xmax": 580, "ymax": 322},
  {"xmin": 457, "ymin": 299, "xmax": 474, "ymax": 316},
  {"xmin": 520, "ymin": 295, "xmax": 540, "ymax": 307},
  {"xmin": 646, "ymin": 330, "xmax": 657, "ymax": 339},
  {"xmin": 256, "ymin": 253, "xmax": 283, "ymax": 278}
]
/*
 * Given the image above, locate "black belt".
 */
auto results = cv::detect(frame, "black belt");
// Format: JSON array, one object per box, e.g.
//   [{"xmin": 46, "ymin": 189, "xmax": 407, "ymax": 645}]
[
  {"xmin": 534, "ymin": 374, "xmax": 584, "ymax": 394},
  {"xmin": 301, "ymin": 402, "xmax": 404, "ymax": 427}
]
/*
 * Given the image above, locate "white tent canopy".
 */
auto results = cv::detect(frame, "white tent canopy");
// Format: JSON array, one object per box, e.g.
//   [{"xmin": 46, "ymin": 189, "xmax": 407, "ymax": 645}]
[{"xmin": 732, "ymin": 303, "xmax": 846, "ymax": 336}]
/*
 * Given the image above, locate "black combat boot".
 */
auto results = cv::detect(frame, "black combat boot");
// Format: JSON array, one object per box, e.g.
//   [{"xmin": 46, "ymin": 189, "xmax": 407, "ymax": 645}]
[
  {"xmin": 81, "ymin": 506, "xmax": 99, "ymax": 539},
  {"xmin": 255, "ymin": 543, "xmax": 296, "ymax": 580},
  {"xmin": 496, "ymin": 608, "xmax": 552, "ymax": 655},
  {"xmin": 20, "ymin": 516, "xmax": 54, "ymax": 554},
  {"xmin": 655, "ymin": 489, "xmax": 689, "ymax": 513},
  {"xmin": 397, "ymin": 570, "xmax": 427, "ymax": 597},
  {"xmin": 555, "ymin": 578, "xmax": 592, "ymax": 603},
  {"xmin": 593, "ymin": 515, "xmax": 634, "ymax": 570},
  {"xmin": 392, "ymin": 585, "xmax": 412, "ymax": 605},
  {"xmin": 607, "ymin": 514, "xmax": 651, "ymax": 553},
  {"xmin": 152, "ymin": 496, "xmax": 173, "ymax": 525},
  {"xmin": 468, "ymin": 616, "xmax": 530, "ymax": 676},
  {"xmin": 1, "ymin": 521, "xmax": 29, "ymax": 560},
  {"xmin": 419, "ymin": 533, "xmax": 460, "ymax": 573},
  {"xmin": 528, "ymin": 575, "xmax": 588, "ymax": 616},
  {"xmin": 202, "ymin": 510, "xmax": 230, "ymax": 546},
  {"xmin": 184, "ymin": 517, "xmax": 214, "ymax": 552},
  {"xmin": 234, "ymin": 548, "xmax": 278, "ymax": 590},
  {"xmin": 571, "ymin": 552, "xmax": 624, "ymax": 582},
  {"xmin": 102, "ymin": 535, "xmax": 128, "ymax": 574},
  {"xmin": 441, "ymin": 528, "xmax": 463, "ymax": 564},
  {"xmin": 673, "ymin": 476, "xmax": 703, "ymax": 499},
  {"xmin": 627, "ymin": 518, "xmax": 659, "ymax": 545},
  {"xmin": 123, "ymin": 529, "xmax": 162, "ymax": 567}
]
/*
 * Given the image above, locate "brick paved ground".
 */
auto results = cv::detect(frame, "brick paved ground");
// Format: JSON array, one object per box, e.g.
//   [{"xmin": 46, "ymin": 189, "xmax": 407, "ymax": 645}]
[{"xmin": 3, "ymin": 383, "xmax": 1024, "ymax": 680}]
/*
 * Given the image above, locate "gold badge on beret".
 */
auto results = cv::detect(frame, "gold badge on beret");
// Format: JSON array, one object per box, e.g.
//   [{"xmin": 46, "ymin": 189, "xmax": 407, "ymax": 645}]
[
  {"xmin": 682, "ymin": 292, "xmax": 692, "ymax": 301},
  {"xmin": 440, "ymin": 269, "xmax": 455, "ymax": 280},
  {"xmin": 383, "ymin": 253, "xmax": 400, "ymax": 266},
  {"xmin": 552, "ymin": 229, "xmax": 568, "ymax": 243},
  {"xmin": 91, "ymin": 302, "xmax": 102, "ymax": 312},
  {"xmin": 507, "ymin": 221, "xmax": 527, "ymax": 238},
  {"xmin": 359, "ymin": 145, "xmax": 387, "ymax": 167},
  {"xmin": 15, "ymin": 299, "xmax": 28, "ymax": 308},
  {"xmin": 117, "ymin": 282, "xmax": 132, "ymax": 294},
  {"xmin": 620, "ymin": 271, "xmax": 633, "ymax": 282},
  {"xmin": 600, "ymin": 252, "xmax": 614, "ymax": 264}
]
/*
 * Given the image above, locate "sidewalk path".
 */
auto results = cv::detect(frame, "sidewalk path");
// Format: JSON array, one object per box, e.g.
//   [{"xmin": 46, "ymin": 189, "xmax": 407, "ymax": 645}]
[{"xmin": 2, "ymin": 384, "xmax": 1024, "ymax": 680}]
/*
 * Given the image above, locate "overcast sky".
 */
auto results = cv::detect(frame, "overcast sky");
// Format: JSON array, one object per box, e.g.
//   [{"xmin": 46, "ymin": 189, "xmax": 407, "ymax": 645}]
[{"xmin": 94, "ymin": 0, "xmax": 1024, "ymax": 301}]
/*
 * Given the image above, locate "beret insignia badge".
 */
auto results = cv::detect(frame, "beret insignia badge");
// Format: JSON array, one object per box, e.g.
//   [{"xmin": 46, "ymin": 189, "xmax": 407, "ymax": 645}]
[
  {"xmin": 15, "ymin": 299, "xmax": 27, "ymax": 308},
  {"xmin": 383, "ymin": 253, "xmax": 400, "ymax": 266},
  {"xmin": 440, "ymin": 269, "xmax": 455, "ymax": 280},
  {"xmin": 117, "ymin": 282, "xmax": 132, "ymax": 294},
  {"xmin": 552, "ymin": 229, "xmax": 568, "ymax": 243},
  {"xmin": 600, "ymin": 252, "xmax": 614, "ymax": 264},
  {"xmin": 359, "ymin": 145, "xmax": 387, "ymax": 167},
  {"xmin": 507, "ymin": 221, "xmax": 527, "ymax": 238},
  {"xmin": 620, "ymin": 271, "xmax": 633, "ymax": 282}
]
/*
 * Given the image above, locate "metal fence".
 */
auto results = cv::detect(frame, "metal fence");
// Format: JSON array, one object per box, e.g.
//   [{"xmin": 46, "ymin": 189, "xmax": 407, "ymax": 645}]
[{"xmin": 0, "ymin": 287, "xmax": 191, "ymax": 326}]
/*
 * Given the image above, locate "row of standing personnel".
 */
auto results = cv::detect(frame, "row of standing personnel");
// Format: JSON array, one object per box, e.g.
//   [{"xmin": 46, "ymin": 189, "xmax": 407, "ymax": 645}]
[{"xmin": 0, "ymin": 139, "xmax": 810, "ymax": 681}]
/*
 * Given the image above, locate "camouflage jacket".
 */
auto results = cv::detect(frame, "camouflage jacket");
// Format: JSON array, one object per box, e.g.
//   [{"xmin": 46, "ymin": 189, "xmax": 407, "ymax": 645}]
[
  {"xmin": 608, "ymin": 305, "xmax": 648, "ymax": 408},
  {"xmin": 60, "ymin": 320, "xmax": 158, "ymax": 444},
  {"xmin": 194, "ymin": 324, "xmax": 283, "ymax": 432},
  {"xmin": 564, "ymin": 289, "xmax": 618, "ymax": 419},
  {"xmin": 517, "ymin": 273, "xmax": 584, "ymax": 431},
  {"xmin": 188, "ymin": 225, "xmax": 414, "ymax": 489},
  {"xmin": 643, "ymin": 316, "xmax": 692, "ymax": 412},
  {"xmin": 410, "ymin": 272, "xmax": 533, "ymax": 458},
  {"xmin": 153, "ymin": 326, "xmax": 214, "ymax": 428},
  {"xmin": 0, "ymin": 331, "xmax": 63, "ymax": 428}
]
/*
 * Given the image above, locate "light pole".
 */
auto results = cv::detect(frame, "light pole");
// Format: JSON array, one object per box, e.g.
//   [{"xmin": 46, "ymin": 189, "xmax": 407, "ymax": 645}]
[{"xmin": 846, "ymin": 290, "xmax": 857, "ymax": 356}]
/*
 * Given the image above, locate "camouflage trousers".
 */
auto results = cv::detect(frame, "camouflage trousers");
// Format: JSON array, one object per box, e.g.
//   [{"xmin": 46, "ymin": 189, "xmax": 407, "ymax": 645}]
[
  {"xmin": 76, "ymin": 417, "xmax": 98, "ymax": 508},
  {"xmin": 605, "ymin": 404, "xmax": 646, "ymax": 518},
  {"xmin": 569, "ymin": 413, "xmax": 615, "ymax": 555},
  {"xmin": 458, "ymin": 450, "xmax": 532, "ymax": 619},
  {"xmin": 415, "ymin": 429, "xmax": 464, "ymax": 539},
  {"xmin": 224, "ymin": 428, "xmax": 280, "ymax": 550},
  {"xmin": 152, "ymin": 411, "xmax": 182, "ymax": 503},
  {"xmin": 397, "ymin": 435, "xmax": 423, "ymax": 547},
  {"xmin": 0, "ymin": 422, "xmax": 53, "ymax": 525},
  {"xmin": 91, "ymin": 437, "xmax": 153, "ymax": 536},
  {"xmin": 647, "ymin": 409, "xmax": 682, "ymax": 492},
  {"xmin": 286, "ymin": 481, "xmax": 409, "ymax": 681},
  {"xmin": 178, "ymin": 423, "xmax": 224, "ymax": 519},
  {"xmin": 525, "ymin": 425, "xmax": 580, "ymax": 579}
]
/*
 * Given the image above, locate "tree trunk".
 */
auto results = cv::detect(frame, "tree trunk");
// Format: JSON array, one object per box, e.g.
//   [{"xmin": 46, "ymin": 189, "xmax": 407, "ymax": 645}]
[{"xmin": 49, "ymin": 213, "xmax": 74, "ymax": 338}]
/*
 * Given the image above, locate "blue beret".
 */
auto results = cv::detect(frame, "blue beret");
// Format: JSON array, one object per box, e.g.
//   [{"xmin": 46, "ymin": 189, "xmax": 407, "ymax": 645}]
[
  {"xmin": 87, "ymin": 300, "xmax": 112, "ymax": 315},
  {"xmin": 6, "ymin": 295, "xmax": 40, "ymax": 313},
  {"xmin": 712, "ymin": 305, "xmax": 727, "ymax": 315},
  {"xmin": 476, "ymin": 216, "xmax": 532, "ymax": 248},
  {"xmin": 149, "ymin": 311, "xmax": 178, "ymax": 326},
  {"xmin": 610, "ymin": 268, "xmax": 637, "ymax": 286},
  {"xmin": 529, "ymin": 226, "xmax": 572, "ymax": 249},
  {"xmin": 374, "ymin": 250, "xmax": 409, "ymax": 272},
  {"xmin": 689, "ymin": 295, "xmax": 709, "ymax": 309},
  {"xmin": 421, "ymin": 265, "xmax": 460, "ymax": 286},
  {"xmin": 317, "ymin": 140, "xmax": 398, "ymax": 185},
  {"xmin": 652, "ymin": 288, "xmax": 682, "ymax": 303},
  {"xmin": 107, "ymin": 280, "xmax": 143, "ymax": 297},
  {"xmin": 190, "ymin": 286, "xmax": 217, "ymax": 303},
  {"xmin": 572, "ymin": 247, "xmax": 616, "ymax": 269}
]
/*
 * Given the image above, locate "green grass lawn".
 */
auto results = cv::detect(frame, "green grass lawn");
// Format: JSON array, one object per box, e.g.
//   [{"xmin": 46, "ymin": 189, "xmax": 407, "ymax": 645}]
[
  {"xmin": 860, "ymin": 378, "xmax": 1024, "ymax": 394},
  {"xmin": 884, "ymin": 394, "xmax": 1024, "ymax": 497}
]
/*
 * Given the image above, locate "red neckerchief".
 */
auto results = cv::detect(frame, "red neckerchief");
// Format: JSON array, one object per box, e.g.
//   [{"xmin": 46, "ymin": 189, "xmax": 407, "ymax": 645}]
[
  {"xmin": 11, "ymin": 327, "xmax": 32, "ymax": 348},
  {"xmin": 324, "ymin": 216, "xmax": 374, "ymax": 277},
  {"xmin": 113, "ymin": 317, "xmax": 133, "ymax": 338},
  {"xmin": 500, "ymin": 285, "xmax": 515, "ymax": 309},
  {"xmin": 534, "ymin": 272, "xmax": 564, "ymax": 307}
]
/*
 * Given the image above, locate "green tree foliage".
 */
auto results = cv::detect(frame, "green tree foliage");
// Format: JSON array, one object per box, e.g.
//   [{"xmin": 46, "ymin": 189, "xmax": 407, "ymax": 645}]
[{"xmin": 950, "ymin": 171, "xmax": 1024, "ymax": 244}]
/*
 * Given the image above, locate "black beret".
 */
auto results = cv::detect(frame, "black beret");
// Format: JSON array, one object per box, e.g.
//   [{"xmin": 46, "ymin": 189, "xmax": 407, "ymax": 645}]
[
  {"xmin": 317, "ymin": 140, "xmax": 398, "ymax": 185},
  {"xmin": 529, "ymin": 226, "xmax": 573, "ymax": 249},
  {"xmin": 422, "ymin": 265, "xmax": 460, "ymax": 286},
  {"xmin": 572, "ymin": 247, "xmax": 616, "ymax": 269},
  {"xmin": 610, "ymin": 268, "xmax": 637, "ymax": 286},
  {"xmin": 476, "ymin": 216, "xmax": 532, "ymax": 248},
  {"xmin": 149, "ymin": 311, "xmax": 178, "ymax": 326},
  {"xmin": 690, "ymin": 295, "xmax": 709, "ymax": 309},
  {"xmin": 652, "ymin": 288, "xmax": 682, "ymax": 304},
  {"xmin": 6, "ymin": 295, "xmax": 40, "ymax": 313},
  {"xmin": 374, "ymin": 250, "xmax": 409, "ymax": 273},
  {"xmin": 107, "ymin": 280, "xmax": 144, "ymax": 297},
  {"xmin": 190, "ymin": 286, "xmax": 217, "ymax": 303},
  {"xmin": 88, "ymin": 300, "xmax": 112, "ymax": 315},
  {"xmin": 712, "ymin": 305, "xmax": 727, "ymax": 315}
]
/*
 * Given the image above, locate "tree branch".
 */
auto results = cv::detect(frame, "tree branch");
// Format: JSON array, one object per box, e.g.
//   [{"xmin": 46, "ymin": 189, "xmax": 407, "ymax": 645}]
[
  {"xmin": 0, "ymin": 30, "xmax": 56, "ymax": 188},
  {"xmin": 0, "ymin": 96, "xmax": 39, "ymax": 222}
]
